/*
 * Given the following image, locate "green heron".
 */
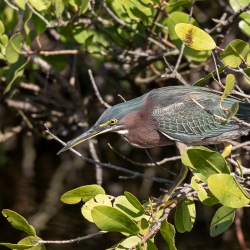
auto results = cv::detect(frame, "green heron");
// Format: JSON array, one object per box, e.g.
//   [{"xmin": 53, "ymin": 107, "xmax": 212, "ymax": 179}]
[{"xmin": 58, "ymin": 86, "xmax": 250, "ymax": 204}]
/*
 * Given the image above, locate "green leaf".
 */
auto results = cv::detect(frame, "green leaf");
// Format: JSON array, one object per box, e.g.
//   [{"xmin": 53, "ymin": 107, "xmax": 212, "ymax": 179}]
[
  {"xmin": 15, "ymin": 0, "xmax": 26, "ymax": 10},
  {"xmin": 244, "ymin": 53, "xmax": 250, "ymax": 83},
  {"xmin": 146, "ymin": 239, "xmax": 158, "ymax": 250},
  {"xmin": 23, "ymin": 6, "xmax": 33, "ymax": 45},
  {"xmin": 239, "ymin": 20, "xmax": 250, "ymax": 38},
  {"xmin": 116, "ymin": 236, "xmax": 141, "ymax": 249},
  {"xmin": 229, "ymin": 0, "xmax": 250, "ymax": 23},
  {"xmin": 220, "ymin": 74, "xmax": 235, "ymax": 104},
  {"xmin": 32, "ymin": 15, "xmax": 46, "ymax": 35},
  {"xmin": 221, "ymin": 102, "xmax": 239, "ymax": 126},
  {"xmin": 210, "ymin": 206, "xmax": 235, "ymax": 237},
  {"xmin": 61, "ymin": 184, "xmax": 105, "ymax": 204},
  {"xmin": 28, "ymin": 0, "xmax": 51, "ymax": 11},
  {"xmin": 75, "ymin": 0, "xmax": 89, "ymax": 14},
  {"xmin": 193, "ymin": 65, "xmax": 226, "ymax": 86},
  {"xmin": 54, "ymin": 0, "xmax": 65, "ymax": 18},
  {"xmin": 4, "ymin": 56, "xmax": 29, "ymax": 94},
  {"xmin": 120, "ymin": 0, "xmax": 153, "ymax": 25},
  {"xmin": 91, "ymin": 205, "xmax": 140, "ymax": 235},
  {"xmin": 0, "ymin": 243, "xmax": 34, "ymax": 249},
  {"xmin": 191, "ymin": 176, "xmax": 218, "ymax": 206},
  {"xmin": 6, "ymin": 33, "xmax": 23, "ymax": 63},
  {"xmin": 220, "ymin": 39, "xmax": 250, "ymax": 68},
  {"xmin": 0, "ymin": 20, "xmax": 5, "ymax": 36},
  {"xmin": 181, "ymin": 197, "xmax": 196, "ymax": 232},
  {"xmin": 124, "ymin": 192, "xmax": 144, "ymax": 213},
  {"xmin": 160, "ymin": 220, "xmax": 177, "ymax": 250},
  {"xmin": 137, "ymin": 218, "xmax": 149, "ymax": 235},
  {"xmin": 174, "ymin": 204, "xmax": 186, "ymax": 233},
  {"xmin": 168, "ymin": 0, "xmax": 193, "ymax": 8},
  {"xmin": 0, "ymin": 34, "xmax": 9, "ymax": 46},
  {"xmin": 181, "ymin": 146, "xmax": 230, "ymax": 183},
  {"xmin": 208, "ymin": 174, "xmax": 250, "ymax": 208},
  {"xmin": 2, "ymin": 209, "xmax": 36, "ymax": 236},
  {"xmin": 81, "ymin": 194, "xmax": 112, "ymax": 222},
  {"xmin": 17, "ymin": 236, "xmax": 45, "ymax": 250},
  {"xmin": 114, "ymin": 195, "xmax": 144, "ymax": 218},
  {"xmin": 175, "ymin": 23, "xmax": 216, "ymax": 50}
]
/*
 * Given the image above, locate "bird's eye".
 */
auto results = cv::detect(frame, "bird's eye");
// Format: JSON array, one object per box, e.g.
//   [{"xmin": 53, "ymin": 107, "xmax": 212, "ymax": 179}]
[{"xmin": 109, "ymin": 119, "xmax": 118, "ymax": 126}]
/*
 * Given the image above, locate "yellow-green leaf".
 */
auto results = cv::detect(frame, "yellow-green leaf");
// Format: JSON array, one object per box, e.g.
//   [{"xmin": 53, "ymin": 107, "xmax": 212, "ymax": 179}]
[
  {"xmin": 239, "ymin": 20, "xmax": 250, "ymax": 38},
  {"xmin": 0, "ymin": 20, "xmax": 5, "ymax": 36},
  {"xmin": 91, "ymin": 205, "xmax": 140, "ymax": 235},
  {"xmin": 181, "ymin": 197, "xmax": 196, "ymax": 232},
  {"xmin": 6, "ymin": 33, "xmax": 23, "ymax": 63},
  {"xmin": 166, "ymin": 12, "xmax": 211, "ymax": 62},
  {"xmin": 181, "ymin": 146, "xmax": 230, "ymax": 183},
  {"xmin": 4, "ymin": 56, "xmax": 29, "ymax": 94},
  {"xmin": 61, "ymin": 184, "xmax": 105, "ymax": 204},
  {"xmin": 175, "ymin": 23, "xmax": 216, "ymax": 51},
  {"xmin": 81, "ymin": 194, "xmax": 112, "ymax": 222},
  {"xmin": 18, "ymin": 236, "xmax": 45, "ymax": 250},
  {"xmin": 114, "ymin": 195, "xmax": 144, "ymax": 218},
  {"xmin": 0, "ymin": 243, "xmax": 34, "ymax": 249},
  {"xmin": 193, "ymin": 65, "xmax": 226, "ymax": 86},
  {"xmin": 116, "ymin": 236, "xmax": 141, "ymax": 250},
  {"xmin": 220, "ymin": 39, "xmax": 250, "ymax": 68},
  {"xmin": 2, "ymin": 209, "xmax": 36, "ymax": 236},
  {"xmin": 124, "ymin": 191, "xmax": 144, "ymax": 213},
  {"xmin": 220, "ymin": 74, "xmax": 235, "ymax": 104},
  {"xmin": 28, "ymin": 0, "xmax": 51, "ymax": 11},
  {"xmin": 174, "ymin": 204, "xmax": 186, "ymax": 233},
  {"xmin": 208, "ymin": 174, "xmax": 250, "ymax": 208},
  {"xmin": 191, "ymin": 176, "xmax": 218, "ymax": 206},
  {"xmin": 221, "ymin": 102, "xmax": 239, "ymax": 126},
  {"xmin": 160, "ymin": 220, "xmax": 177, "ymax": 250}
]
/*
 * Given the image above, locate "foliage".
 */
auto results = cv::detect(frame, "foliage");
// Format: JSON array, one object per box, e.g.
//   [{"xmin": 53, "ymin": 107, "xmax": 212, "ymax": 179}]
[
  {"xmin": 1, "ymin": 0, "xmax": 250, "ymax": 249},
  {"xmin": 1, "ymin": 146, "xmax": 250, "ymax": 249}
]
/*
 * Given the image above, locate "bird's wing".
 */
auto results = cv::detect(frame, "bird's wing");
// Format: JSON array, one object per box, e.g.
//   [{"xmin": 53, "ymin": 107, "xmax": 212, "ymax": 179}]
[{"xmin": 152, "ymin": 92, "xmax": 239, "ymax": 143}]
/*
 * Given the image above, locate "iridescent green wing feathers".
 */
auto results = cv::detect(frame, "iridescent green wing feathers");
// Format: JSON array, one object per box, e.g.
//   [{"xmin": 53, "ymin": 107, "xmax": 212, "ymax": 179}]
[{"xmin": 152, "ymin": 89, "xmax": 239, "ymax": 143}]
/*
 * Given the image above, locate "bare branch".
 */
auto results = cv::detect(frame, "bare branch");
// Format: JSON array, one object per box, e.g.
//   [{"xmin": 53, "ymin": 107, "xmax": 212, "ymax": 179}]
[
  {"xmin": 88, "ymin": 69, "xmax": 111, "ymax": 109},
  {"xmin": 45, "ymin": 124, "xmax": 173, "ymax": 185},
  {"xmin": 38, "ymin": 231, "xmax": 108, "ymax": 244},
  {"xmin": 88, "ymin": 139, "xmax": 103, "ymax": 185},
  {"xmin": 25, "ymin": 0, "xmax": 51, "ymax": 27},
  {"xmin": 107, "ymin": 143, "xmax": 181, "ymax": 167}
]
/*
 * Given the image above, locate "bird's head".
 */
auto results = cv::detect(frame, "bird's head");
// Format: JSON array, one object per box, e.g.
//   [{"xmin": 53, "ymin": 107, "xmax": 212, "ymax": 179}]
[{"xmin": 57, "ymin": 93, "xmax": 147, "ymax": 154}]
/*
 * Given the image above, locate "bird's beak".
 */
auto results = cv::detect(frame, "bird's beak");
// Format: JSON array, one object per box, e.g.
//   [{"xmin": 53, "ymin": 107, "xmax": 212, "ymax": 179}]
[{"xmin": 57, "ymin": 126, "xmax": 107, "ymax": 155}]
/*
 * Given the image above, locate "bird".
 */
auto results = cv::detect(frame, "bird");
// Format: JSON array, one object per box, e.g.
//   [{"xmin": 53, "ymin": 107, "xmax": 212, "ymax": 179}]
[{"xmin": 58, "ymin": 86, "xmax": 250, "ymax": 204}]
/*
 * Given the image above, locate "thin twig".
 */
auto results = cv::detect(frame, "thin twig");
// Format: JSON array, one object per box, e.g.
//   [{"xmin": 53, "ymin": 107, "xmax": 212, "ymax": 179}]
[
  {"xmin": 188, "ymin": 95, "xmax": 250, "ymax": 128},
  {"xmin": 144, "ymin": 149, "xmax": 177, "ymax": 175},
  {"xmin": 38, "ymin": 231, "xmax": 108, "ymax": 244},
  {"xmin": 25, "ymin": 0, "xmax": 51, "ymax": 27},
  {"xmin": 45, "ymin": 124, "xmax": 173, "ymax": 184},
  {"xmin": 102, "ymin": 0, "xmax": 166, "ymax": 50},
  {"xmin": 88, "ymin": 69, "xmax": 111, "ymax": 109},
  {"xmin": 39, "ymin": 50, "xmax": 79, "ymax": 56},
  {"xmin": 107, "ymin": 143, "xmax": 181, "ymax": 167},
  {"xmin": 207, "ymin": 3, "xmax": 250, "ymax": 33},
  {"xmin": 173, "ymin": 0, "xmax": 195, "ymax": 72},
  {"xmin": 88, "ymin": 140, "xmax": 103, "ymax": 185},
  {"xmin": 4, "ymin": 0, "xmax": 18, "ymax": 10}
]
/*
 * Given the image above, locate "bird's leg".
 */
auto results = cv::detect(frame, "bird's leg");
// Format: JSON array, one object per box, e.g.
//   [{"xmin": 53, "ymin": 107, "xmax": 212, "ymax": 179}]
[
  {"xmin": 159, "ymin": 142, "xmax": 189, "ymax": 207},
  {"xmin": 221, "ymin": 141, "xmax": 232, "ymax": 158}
]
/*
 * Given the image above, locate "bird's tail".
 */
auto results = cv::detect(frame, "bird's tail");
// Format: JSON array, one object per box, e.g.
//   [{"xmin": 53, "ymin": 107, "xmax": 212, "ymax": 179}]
[{"xmin": 237, "ymin": 102, "xmax": 250, "ymax": 123}]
